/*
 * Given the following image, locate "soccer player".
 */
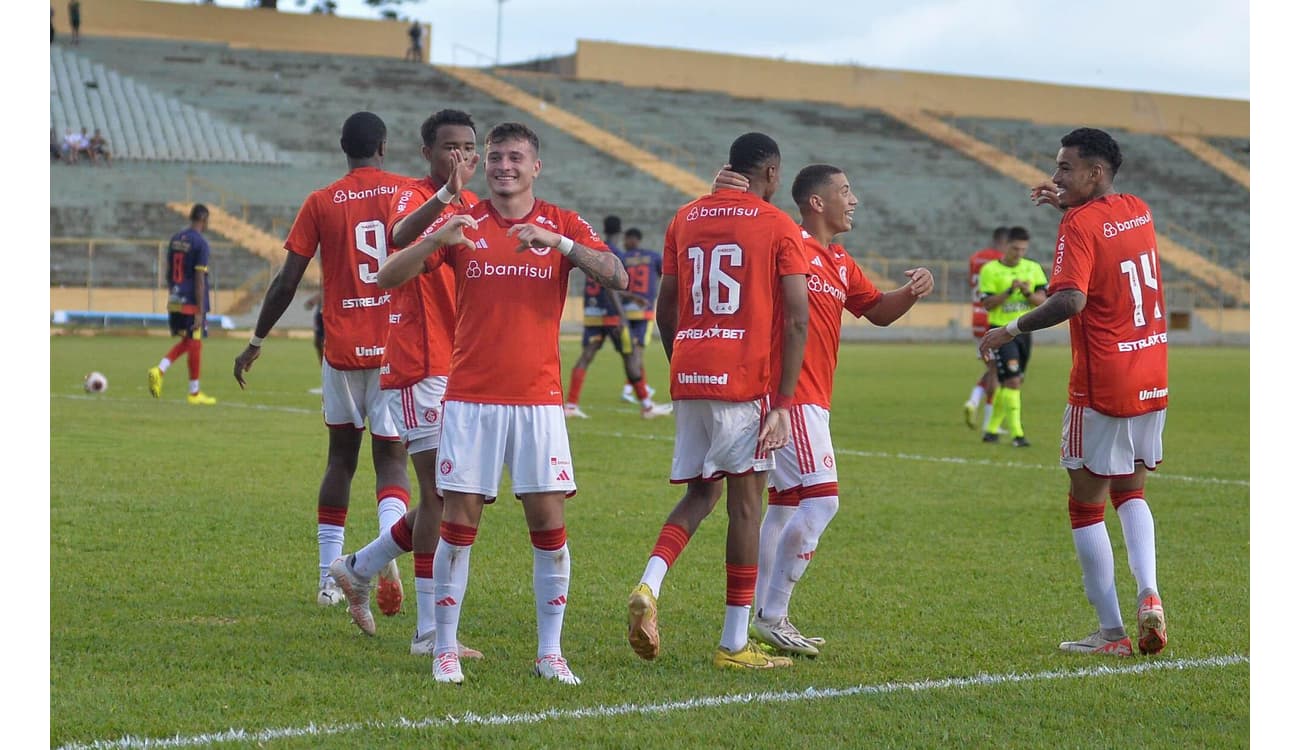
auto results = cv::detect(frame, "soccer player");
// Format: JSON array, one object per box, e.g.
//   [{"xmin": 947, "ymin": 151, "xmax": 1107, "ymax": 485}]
[
  {"xmin": 376, "ymin": 121, "xmax": 628, "ymax": 685},
  {"xmin": 232, "ymin": 112, "xmax": 412, "ymax": 609},
  {"xmin": 615, "ymin": 227, "xmax": 669, "ymax": 412},
  {"xmin": 977, "ymin": 226, "xmax": 1047, "ymax": 447},
  {"xmin": 626, "ymin": 132, "xmax": 810, "ymax": 670},
  {"xmin": 148, "ymin": 203, "xmax": 217, "ymax": 406},
  {"xmin": 326, "ymin": 109, "xmax": 483, "ymax": 659},
  {"xmin": 981, "ymin": 127, "xmax": 1168, "ymax": 657},
  {"xmin": 963, "ymin": 227, "xmax": 1008, "ymax": 431},
  {"xmin": 563, "ymin": 217, "xmax": 668, "ymax": 419},
  {"xmin": 730, "ymin": 164, "xmax": 933, "ymax": 657}
]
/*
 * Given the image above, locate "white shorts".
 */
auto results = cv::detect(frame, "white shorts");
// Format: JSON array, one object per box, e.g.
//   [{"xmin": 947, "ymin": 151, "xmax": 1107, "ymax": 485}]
[
  {"xmin": 770, "ymin": 404, "xmax": 839, "ymax": 495},
  {"xmin": 670, "ymin": 399, "xmax": 774, "ymax": 483},
  {"xmin": 436, "ymin": 401, "xmax": 576, "ymax": 500},
  {"xmin": 386, "ymin": 376, "xmax": 448, "ymax": 455},
  {"xmin": 322, "ymin": 361, "xmax": 399, "ymax": 439},
  {"xmin": 1060, "ymin": 404, "xmax": 1165, "ymax": 477}
]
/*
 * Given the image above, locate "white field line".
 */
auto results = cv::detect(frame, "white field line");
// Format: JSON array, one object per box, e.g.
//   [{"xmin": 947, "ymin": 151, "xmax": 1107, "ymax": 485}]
[
  {"xmin": 52, "ymin": 395, "xmax": 1249, "ymax": 488},
  {"xmin": 56, "ymin": 654, "xmax": 1248, "ymax": 750},
  {"xmin": 583, "ymin": 430, "xmax": 1249, "ymax": 488}
]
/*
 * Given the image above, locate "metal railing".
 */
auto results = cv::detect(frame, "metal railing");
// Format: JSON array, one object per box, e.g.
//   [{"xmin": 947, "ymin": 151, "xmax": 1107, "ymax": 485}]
[{"xmin": 50, "ymin": 237, "xmax": 275, "ymax": 313}]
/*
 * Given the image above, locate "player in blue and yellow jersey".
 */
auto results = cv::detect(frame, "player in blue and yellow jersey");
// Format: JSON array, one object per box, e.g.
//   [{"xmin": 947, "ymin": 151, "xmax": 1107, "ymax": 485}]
[
  {"xmin": 148, "ymin": 204, "xmax": 216, "ymax": 405},
  {"xmin": 565, "ymin": 217, "xmax": 671, "ymax": 419},
  {"xmin": 616, "ymin": 228, "xmax": 667, "ymax": 410}
]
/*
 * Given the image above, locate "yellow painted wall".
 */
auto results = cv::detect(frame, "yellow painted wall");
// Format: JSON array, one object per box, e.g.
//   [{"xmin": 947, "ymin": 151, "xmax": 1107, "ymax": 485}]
[
  {"xmin": 574, "ymin": 41, "xmax": 1248, "ymax": 138},
  {"xmin": 64, "ymin": 0, "xmax": 427, "ymax": 60}
]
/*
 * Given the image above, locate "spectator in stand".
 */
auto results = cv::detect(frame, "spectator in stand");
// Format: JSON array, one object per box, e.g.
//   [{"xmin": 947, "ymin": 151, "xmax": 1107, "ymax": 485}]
[
  {"xmin": 75, "ymin": 128, "xmax": 94, "ymax": 163},
  {"xmin": 90, "ymin": 129, "xmax": 112, "ymax": 167},
  {"xmin": 51, "ymin": 128, "xmax": 63, "ymax": 161},
  {"xmin": 68, "ymin": 0, "xmax": 81, "ymax": 46},
  {"xmin": 405, "ymin": 21, "xmax": 423, "ymax": 62},
  {"xmin": 62, "ymin": 129, "xmax": 80, "ymax": 164}
]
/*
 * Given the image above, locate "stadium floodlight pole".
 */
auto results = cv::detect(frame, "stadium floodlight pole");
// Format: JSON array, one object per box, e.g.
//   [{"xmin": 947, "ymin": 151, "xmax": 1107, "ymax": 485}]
[{"xmin": 495, "ymin": 0, "xmax": 507, "ymax": 67}]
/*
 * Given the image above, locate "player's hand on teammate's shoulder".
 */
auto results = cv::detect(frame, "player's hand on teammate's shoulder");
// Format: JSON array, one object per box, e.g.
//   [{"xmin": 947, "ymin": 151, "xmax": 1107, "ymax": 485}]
[
  {"xmin": 233, "ymin": 345, "xmax": 262, "ymax": 389},
  {"xmin": 433, "ymin": 213, "xmax": 478, "ymax": 248},
  {"xmin": 508, "ymin": 223, "xmax": 561, "ymax": 252},
  {"xmin": 904, "ymin": 267, "xmax": 934, "ymax": 297},
  {"xmin": 711, "ymin": 164, "xmax": 749, "ymax": 193}
]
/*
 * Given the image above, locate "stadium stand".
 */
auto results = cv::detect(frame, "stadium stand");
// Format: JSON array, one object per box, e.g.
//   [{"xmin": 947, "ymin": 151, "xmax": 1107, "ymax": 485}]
[
  {"xmin": 50, "ymin": 46, "xmax": 283, "ymax": 163},
  {"xmin": 49, "ymin": 26, "xmax": 1247, "ymax": 339}
]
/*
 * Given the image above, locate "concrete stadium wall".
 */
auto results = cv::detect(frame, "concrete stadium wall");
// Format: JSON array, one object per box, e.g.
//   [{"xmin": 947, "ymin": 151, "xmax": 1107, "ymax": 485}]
[
  {"xmin": 63, "ymin": 0, "xmax": 427, "ymax": 61},
  {"xmin": 573, "ymin": 41, "xmax": 1248, "ymax": 138}
]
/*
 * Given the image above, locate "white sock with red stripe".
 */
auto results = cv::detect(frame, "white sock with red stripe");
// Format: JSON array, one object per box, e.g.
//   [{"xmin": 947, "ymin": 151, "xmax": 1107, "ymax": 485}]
[
  {"xmin": 317, "ymin": 506, "xmax": 347, "ymax": 585},
  {"xmin": 763, "ymin": 495, "xmax": 839, "ymax": 620},
  {"xmin": 755, "ymin": 500, "xmax": 796, "ymax": 617},
  {"xmin": 376, "ymin": 486, "xmax": 409, "ymax": 535},
  {"xmin": 433, "ymin": 523, "xmax": 476, "ymax": 656},
  {"xmin": 532, "ymin": 528, "xmax": 570, "ymax": 658}
]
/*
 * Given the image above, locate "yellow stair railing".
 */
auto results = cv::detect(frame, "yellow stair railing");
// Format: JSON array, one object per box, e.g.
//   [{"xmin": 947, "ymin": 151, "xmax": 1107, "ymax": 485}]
[{"xmin": 438, "ymin": 66, "xmax": 710, "ymax": 198}]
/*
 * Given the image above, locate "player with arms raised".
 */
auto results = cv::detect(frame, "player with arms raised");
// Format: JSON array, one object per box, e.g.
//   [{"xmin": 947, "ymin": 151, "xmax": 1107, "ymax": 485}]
[
  {"xmin": 233, "ymin": 112, "xmax": 411, "ymax": 609},
  {"xmin": 378, "ymin": 121, "xmax": 627, "ymax": 685},
  {"xmin": 981, "ymin": 127, "xmax": 1168, "ymax": 657},
  {"xmin": 626, "ymin": 132, "xmax": 809, "ymax": 670}
]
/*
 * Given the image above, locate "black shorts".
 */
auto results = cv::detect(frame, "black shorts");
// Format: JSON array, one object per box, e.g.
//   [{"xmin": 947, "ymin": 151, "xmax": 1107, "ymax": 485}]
[
  {"xmin": 582, "ymin": 325, "xmax": 633, "ymax": 356},
  {"xmin": 168, "ymin": 312, "xmax": 206, "ymax": 339},
  {"xmin": 993, "ymin": 333, "xmax": 1032, "ymax": 382}
]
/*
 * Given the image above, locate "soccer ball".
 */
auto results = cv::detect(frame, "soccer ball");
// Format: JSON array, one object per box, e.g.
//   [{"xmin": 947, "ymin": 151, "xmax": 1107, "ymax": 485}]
[{"xmin": 83, "ymin": 371, "xmax": 108, "ymax": 393}]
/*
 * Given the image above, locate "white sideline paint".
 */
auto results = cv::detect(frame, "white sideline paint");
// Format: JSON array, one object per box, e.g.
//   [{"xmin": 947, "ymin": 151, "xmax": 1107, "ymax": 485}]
[
  {"xmin": 56, "ymin": 655, "xmax": 1247, "ymax": 750},
  {"xmin": 584, "ymin": 429, "xmax": 1249, "ymax": 488}
]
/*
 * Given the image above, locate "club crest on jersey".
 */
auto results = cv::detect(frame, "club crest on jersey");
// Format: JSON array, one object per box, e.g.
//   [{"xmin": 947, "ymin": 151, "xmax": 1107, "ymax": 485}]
[
  {"xmin": 839, "ymin": 266, "xmax": 848, "ymax": 284},
  {"xmin": 530, "ymin": 246, "xmax": 552, "ymax": 257}
]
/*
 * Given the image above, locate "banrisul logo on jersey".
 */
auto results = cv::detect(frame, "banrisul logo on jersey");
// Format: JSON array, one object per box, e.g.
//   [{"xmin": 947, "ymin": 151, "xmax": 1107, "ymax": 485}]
[{"xmin": 463, "ymin": 260, "xmax": 554, "ymax": 281}]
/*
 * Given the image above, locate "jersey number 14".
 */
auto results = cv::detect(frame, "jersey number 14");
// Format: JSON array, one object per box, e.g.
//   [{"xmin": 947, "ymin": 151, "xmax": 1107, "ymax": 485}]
[{"xmin": 1119, "ymin": 251, "xmax": 1162, "ymax": 328}]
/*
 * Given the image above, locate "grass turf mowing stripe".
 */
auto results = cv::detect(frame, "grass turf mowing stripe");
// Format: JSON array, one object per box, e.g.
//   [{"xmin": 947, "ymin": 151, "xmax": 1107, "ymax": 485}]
[{"xmin": 57, "ymin": 654, "xmax": 1247, "ymax": 750}]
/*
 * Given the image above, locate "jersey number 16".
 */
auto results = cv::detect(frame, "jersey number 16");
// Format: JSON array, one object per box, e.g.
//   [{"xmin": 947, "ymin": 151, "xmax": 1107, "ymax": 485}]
[{"xmin": 687, "ymin": 243, "xmax": 742, "ymax": 316}]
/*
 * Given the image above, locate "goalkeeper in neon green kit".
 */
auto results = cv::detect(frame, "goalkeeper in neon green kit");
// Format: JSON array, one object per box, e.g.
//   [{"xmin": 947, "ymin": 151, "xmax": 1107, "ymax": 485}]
[{"xmin": 977, "ymin": 225, "xmax": 1047, "ymax": 446}]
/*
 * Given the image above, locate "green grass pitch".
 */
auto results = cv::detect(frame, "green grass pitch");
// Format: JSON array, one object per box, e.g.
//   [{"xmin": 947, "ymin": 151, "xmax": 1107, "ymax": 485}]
[{"xmin": 50, "ymin": 334, "xmax": 1248, "ymax": 748}]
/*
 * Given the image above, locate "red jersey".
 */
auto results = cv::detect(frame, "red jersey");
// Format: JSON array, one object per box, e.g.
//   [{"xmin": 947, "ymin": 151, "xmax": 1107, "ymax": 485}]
[
  {"xmin": 285, "ymin": 166, "xmax": 405, "ymax": 370},
  {"xmin": 426, "ymin": 198, "xmax": 608, "ymax": 405},
  {"xmin": 969, "ymin": 247, "xmax": 1003, "ymax": 338},
  {"xmin": 380, "ymin": 179, "xmax": 479, "ymax": 389},
  {"xmin": 1049, "ymin": 194, "xmax": 1168, "ymax": 417},
  {"xmin": 796, "ymin": 230, "xmax": 881, "ymax": 409},
  {"xmin": 663, "ymin": 191, "xmax": 809, "ymax": 402}
]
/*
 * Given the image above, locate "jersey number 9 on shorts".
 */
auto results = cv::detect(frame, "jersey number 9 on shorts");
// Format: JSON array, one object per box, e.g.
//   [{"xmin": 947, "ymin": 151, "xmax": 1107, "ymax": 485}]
[
  {"xmin": 355, "ymin": 220, "xmax": 389, "ymax": 285},
  {"xmin": 687, "ymin": 243, "xmax": 742, "ymax": 316}
]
